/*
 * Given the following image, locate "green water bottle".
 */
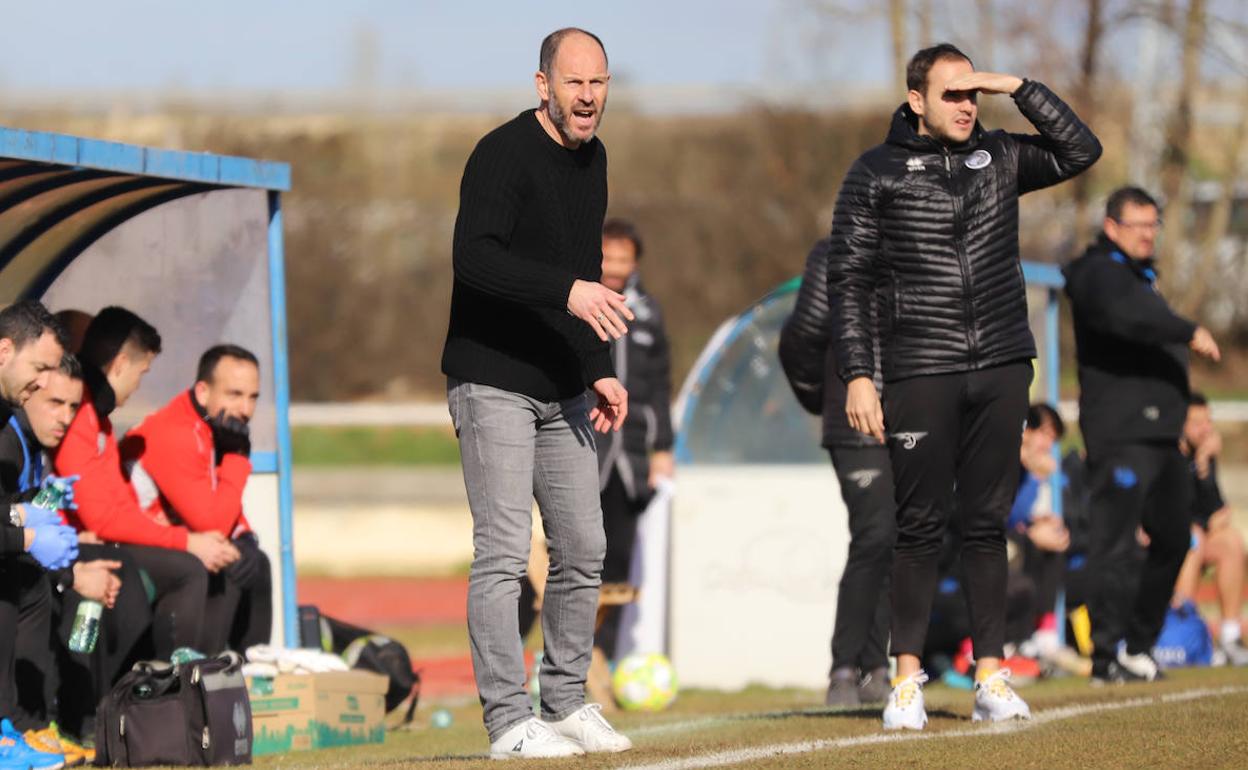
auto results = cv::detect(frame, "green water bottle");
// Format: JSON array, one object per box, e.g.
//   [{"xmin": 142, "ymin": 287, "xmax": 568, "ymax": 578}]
[
  {"xmin": 31, "ymin": 477, "xmax": 70, "ymax": 509},
  {"xmin": 45, "ymin": 479, "xmax": 99, "ymax": 653},
  {"xmin": 42, "ymin": 477, "xmax": 99, "ymax": 655},
  {"xmin": 67, "ymin": 600, "xmax": 102, "ymax": 654}
]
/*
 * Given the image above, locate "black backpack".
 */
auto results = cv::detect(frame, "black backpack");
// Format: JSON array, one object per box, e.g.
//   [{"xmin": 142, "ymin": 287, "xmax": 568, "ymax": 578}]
[
  {"xmin": 95, "ymin": 652, "xmax": 252, "ymax": 767},
  {"xmin": 299, "ymin": 606, "xmax": 421, "ymax": 724}
]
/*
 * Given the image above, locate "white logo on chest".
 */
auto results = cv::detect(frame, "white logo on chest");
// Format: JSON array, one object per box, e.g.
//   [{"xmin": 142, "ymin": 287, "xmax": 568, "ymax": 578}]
[
  {"xmin": 965, "ymin": 149, "xmax": 992, "ymax": 169},
  {"xmin": 906, "ymin": 157, "xmax": 925, "ymax": 173}
]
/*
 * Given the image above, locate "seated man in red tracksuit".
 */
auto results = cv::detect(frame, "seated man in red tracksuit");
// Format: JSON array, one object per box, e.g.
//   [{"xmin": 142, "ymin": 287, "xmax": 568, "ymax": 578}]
[
  {"xmin": 53, "ymin": 307, "xmax": 240, "ymax": 657},
  {"xmin": 120, "ymin": 344, "xmax": 271, "ymax": 653}
]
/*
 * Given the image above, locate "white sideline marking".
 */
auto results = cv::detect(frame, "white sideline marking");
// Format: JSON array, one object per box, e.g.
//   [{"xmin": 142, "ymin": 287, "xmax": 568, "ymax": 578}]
[{"xmin": 616, "ymin": 686, "xmax": 1248, "ymax": 770}]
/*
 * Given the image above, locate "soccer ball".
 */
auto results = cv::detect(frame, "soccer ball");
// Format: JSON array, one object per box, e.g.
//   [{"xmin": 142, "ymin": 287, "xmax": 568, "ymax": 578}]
[{"xmin": 612, "ymin": 653, "xmax": 678, "ymax": 711}]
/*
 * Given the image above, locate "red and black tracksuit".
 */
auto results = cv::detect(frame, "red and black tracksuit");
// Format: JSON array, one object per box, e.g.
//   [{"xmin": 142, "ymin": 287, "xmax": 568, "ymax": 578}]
[{"xmin": 121, "ymin": 390, "xmax": 271, "ymax": 653}]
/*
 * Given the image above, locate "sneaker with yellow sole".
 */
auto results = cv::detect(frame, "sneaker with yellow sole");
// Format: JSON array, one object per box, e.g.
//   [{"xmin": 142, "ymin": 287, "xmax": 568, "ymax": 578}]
[
  {"xmin": 44, "ymin": 726, "xmax": 91, "ymax": 769},
  {"xmin": 972, "ymin": 668, "xmax": 1032, "ymax": 722},
  {"xmin": 882, "ymin": 671, "xmax": 929, "ymax": 730},
  {"xmin": 0, "ymin": 719, "xmax": 62, "ymax": 770},
  {"xmin": 21, "ymin": 727, "xmax": 71, "ymax": 769}
]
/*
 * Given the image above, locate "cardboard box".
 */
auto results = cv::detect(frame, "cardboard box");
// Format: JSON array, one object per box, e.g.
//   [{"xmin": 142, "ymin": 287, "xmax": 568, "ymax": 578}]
[{"xmin": 247, "ymin": 670, "xmax": 389, "ymax": 756}]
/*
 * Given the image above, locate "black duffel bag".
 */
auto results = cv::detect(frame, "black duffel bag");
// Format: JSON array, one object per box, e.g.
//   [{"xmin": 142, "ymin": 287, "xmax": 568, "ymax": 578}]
[{"xmin": 95, "ymin": 652, "xmax": 252, "ymax": 767}]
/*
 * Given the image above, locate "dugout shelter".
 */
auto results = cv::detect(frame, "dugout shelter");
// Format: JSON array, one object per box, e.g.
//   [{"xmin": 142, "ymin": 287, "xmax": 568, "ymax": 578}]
[{"xmin": 0, "ymin": 126, "xmax": 299, "ymax": 645}]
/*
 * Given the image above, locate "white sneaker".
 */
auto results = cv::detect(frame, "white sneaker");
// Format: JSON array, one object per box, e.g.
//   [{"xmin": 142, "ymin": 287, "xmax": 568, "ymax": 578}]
[
  {"xmin": 972, "ymin": 669, "xmax": 1031, "ymax": 722},
  {"xmin": 489, "ymin": 717, "xmax": 584, "ymax": 761},
  {"xmin": 547, "ymin": 703, "xmax": 633, "ymax": 754},
  {"xmin": 1220, "ymin": 638, "xmax": 1248, "ymax": 667},
  {"xmin": 882, "ymin": 671, "xmax": 929, "ymax": 730},
  {"xmin": 1117, "ymin": 649, "xmax": 1163, "ymax": 681}
]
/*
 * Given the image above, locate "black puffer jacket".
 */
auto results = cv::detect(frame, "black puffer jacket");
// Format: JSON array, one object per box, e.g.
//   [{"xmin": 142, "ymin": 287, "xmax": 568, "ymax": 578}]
[
  {"xmin": 828, "ymin": 80, "xmax": 1101, "ymax": 384},
  {"xmin": 778, "ymin": 238, "xmax": 882, "ymax": 448},
  {"xmin": 1063, "ymin": 233, "xmax": 1195, "ymax": 456}
]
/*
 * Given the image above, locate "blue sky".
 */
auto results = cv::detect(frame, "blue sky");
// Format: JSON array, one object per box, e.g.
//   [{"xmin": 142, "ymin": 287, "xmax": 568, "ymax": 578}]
[
  {"xmin": 0, "ymin": 1, "xmax": 891, "ymax": 93},
  {"xmin": 0, "ymin": 1, "xmax": 1240, "ymax": 101}
]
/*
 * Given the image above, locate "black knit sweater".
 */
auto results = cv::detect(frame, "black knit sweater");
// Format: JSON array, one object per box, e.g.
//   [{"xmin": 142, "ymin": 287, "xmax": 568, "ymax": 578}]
[{"xmin": 441, "ymin": 109, "xmax": 613, "ymax": 401}]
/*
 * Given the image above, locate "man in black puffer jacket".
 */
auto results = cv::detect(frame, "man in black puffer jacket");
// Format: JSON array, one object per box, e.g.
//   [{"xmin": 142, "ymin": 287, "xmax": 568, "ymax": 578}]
[
  {"xmin": 827, "ymin": 43, "xmax": 1100, "ymax": 729},
  {"xmin": 779, "ymin": 238, "xmax": 894, "ymax": 708},
  {"xmin": 1064, "ymin": 186, "xmax": 1221, "ymax": 684}
]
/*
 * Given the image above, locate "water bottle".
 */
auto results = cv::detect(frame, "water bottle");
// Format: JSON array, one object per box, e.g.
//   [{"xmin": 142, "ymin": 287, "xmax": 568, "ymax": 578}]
[
  {"xmin": 31, "ymin": 476, "xmax": 70, "ymax": 510},
  {"xmin": 43, "ymin": 478, "xmax": 100, "ymax": 655},
  {"xmin": 530, "ymin": 652, "xmax": 543, "ymax": 715},
  {"xmin": 67, "ymin": 599, "xmax": 102, "ymax": 654}
]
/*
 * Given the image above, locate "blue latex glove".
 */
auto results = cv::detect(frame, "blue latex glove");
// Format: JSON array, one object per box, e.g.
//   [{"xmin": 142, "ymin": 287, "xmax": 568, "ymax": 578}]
[
  {"xmin": 43, "ymin": 474, "xmax": 81, "ymax": 510},
  {"xmin": 18, "ymin": 503, "xmax": 61, "ymax": 529},
  {"xmin": 27, "ymin": 524, "xmax": 79, "ymax": 570}
]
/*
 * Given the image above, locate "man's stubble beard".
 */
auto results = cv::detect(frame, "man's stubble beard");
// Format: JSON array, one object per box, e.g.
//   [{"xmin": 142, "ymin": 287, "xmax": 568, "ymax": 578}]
[{"xmin": 546, "ymin": 97, "xmax": 600, "ymax": 146}]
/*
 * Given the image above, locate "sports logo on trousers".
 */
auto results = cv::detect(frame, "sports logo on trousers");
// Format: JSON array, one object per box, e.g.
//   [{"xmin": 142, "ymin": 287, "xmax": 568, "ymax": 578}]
[
  {"xmin": 965, "ymin": 149, "xmax": 992, "ymax": 169},
  {"xmin": 846, "ymin": 469, "xmax": 883, "ymax": 489},
  {"xmin": 889, "ymin": 432, "xmax": 928, "ymax": 449}
]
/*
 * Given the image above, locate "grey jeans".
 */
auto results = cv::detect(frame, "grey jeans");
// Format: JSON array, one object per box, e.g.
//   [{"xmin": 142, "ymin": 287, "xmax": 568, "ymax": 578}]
[{"xmin": 447, "ymin": 378, "xmax": 606, "ymax": 741}]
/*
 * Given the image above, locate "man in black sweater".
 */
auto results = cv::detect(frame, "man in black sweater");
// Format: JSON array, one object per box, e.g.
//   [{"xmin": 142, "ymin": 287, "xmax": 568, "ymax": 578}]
[
  {"xmin": 441, "ymin": 27, "xmax": 633, "ymax": 760},
  {"xmin": 828, "ymin": 43, "xmax": 1100, "ymax": 729},
  {"xmin": 1064, "ymin": 186, "xmax": 1221, "ymax": 684}
]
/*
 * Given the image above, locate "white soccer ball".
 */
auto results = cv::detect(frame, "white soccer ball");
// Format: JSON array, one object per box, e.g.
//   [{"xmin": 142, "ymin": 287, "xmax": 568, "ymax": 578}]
[{"xmin": 612, "ymin": 653, "xmax": 678, "ymax": 712}]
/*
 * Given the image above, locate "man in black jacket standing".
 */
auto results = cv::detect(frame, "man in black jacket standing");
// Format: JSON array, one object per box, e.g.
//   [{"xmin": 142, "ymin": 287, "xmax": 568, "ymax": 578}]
[
  {"xmin": 1064, "ymin": 186, "xmax": 1220, "ymax": 684},
  {"xmin": 779, "ymin": 238, "xmax": 893, "ymax": 708},
  {"xmin": 593, "ymin": 218, "xmax": 673, "ymax": 661},
  {"xmin": 442, "ymin": 27, "xmax": 633, "ymax": 759},
  {"xmin": 828, "ymin": 43, "xmax": 1100, "ymax": 729}
]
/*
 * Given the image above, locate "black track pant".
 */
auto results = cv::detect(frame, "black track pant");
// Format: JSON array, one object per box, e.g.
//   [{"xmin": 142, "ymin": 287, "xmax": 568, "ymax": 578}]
[
  {"xmin": 121, "ymin": 544, "xmax": 208, "ymax": 657},
  {"xmin": 54, "ymin": 545, "xmax": 154, "ymax": 739},
  {"xmin": 595, "ymin": 470, "xmax": 646, "ymax": 660},
  {"xmin": 828, "ymin": 445, "xmax": 895, "ymax": 672},
  {"xmin": 884, "ymin": 362, "xmax": 1031, "ymax": 660},
  {"xmin": 1086, "ymin": 442, "xmax": 1191, "ymax": 664},
  {"xmin": 202, "ymin": 543, "xmax": 273, "ymax": 654},
  {"xmin": 0, "ymin": 556, "xmax": 53, "ymax": 731}
]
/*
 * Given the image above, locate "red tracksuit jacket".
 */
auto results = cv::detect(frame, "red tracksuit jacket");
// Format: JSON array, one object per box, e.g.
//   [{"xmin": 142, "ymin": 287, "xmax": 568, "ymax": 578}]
[
  {"xmin": 119, "ymin": 390, "xmax": 251, "ymax": 538},
  {"xmin": 53, "ymin": 383, "xmax": 190, "ymax": 550}
]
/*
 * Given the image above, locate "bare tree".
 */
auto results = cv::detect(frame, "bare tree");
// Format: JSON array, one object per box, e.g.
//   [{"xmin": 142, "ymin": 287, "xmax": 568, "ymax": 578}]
[
  {"xmin": 1156, "ymin": 0, "xmax": 1207, "ymax": 288},
  {"xmin": 976, "ymin": 0, "xmax": 996, "ymax": 69},
  {"xmin": 890, "ymin": 0, "xmax": 910, "ymax": 92},
  {"xmin": 1070, "ymin": 0, "xmax": 1106, "ymax": 241}
]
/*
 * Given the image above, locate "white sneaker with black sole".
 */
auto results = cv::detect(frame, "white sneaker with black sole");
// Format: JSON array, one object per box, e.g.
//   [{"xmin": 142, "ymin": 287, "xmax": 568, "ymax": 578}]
[
  {"xmin": 547, "ymin": 703, "xmax": 633, "ymax": 754},
  {"xmin": 972, "ymin": 669, "xmax": 1031, "ymax": 722},
  {"xmin": 489, "ymin": 717, "xmax": 584, "ymax": 761},
  {"xmin": 882, "ymin": 671, "xmax": 929, "ymax": 730},
  {"xmin": 1117, "ymin": 649, "xmax": 1164, "ymax": 681}
]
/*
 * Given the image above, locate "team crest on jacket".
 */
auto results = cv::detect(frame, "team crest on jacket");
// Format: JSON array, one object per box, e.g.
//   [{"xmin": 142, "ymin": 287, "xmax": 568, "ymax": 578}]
[
  {"xmin": 965, "ymin": 150, "xmax": 992, "ymax": 169},
  {"xmin": 906, "ymin": 157, "xmax": 925, "ymax": 172}
]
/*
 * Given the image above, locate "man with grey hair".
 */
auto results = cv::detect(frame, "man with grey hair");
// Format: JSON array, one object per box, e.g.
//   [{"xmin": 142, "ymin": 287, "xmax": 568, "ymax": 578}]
[{"xmin": 441, "ymin": 26, "xmax": 633, "ymax": 759}]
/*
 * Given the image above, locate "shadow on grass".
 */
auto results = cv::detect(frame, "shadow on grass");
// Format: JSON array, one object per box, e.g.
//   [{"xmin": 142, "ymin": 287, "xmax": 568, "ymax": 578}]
[{"xmin": 740, "ymin": 705, "xmax": 966, "ymax": 723}]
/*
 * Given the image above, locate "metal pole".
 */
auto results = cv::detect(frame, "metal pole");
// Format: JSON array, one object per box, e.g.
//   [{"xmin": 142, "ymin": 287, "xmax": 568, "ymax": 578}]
[{"xmin": 267, "ymin": 190, "xmax": 299, "ymax": 647}]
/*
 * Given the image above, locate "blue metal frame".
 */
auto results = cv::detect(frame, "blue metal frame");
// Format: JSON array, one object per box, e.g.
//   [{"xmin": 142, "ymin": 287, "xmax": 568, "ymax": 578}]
[
  {"xmin": 0, "ymin": 127, "xmax": 290, "ymax": 191},
  {"xmin": 266, "ymin": 191, "xmax": 299, "ymax": 647}
]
